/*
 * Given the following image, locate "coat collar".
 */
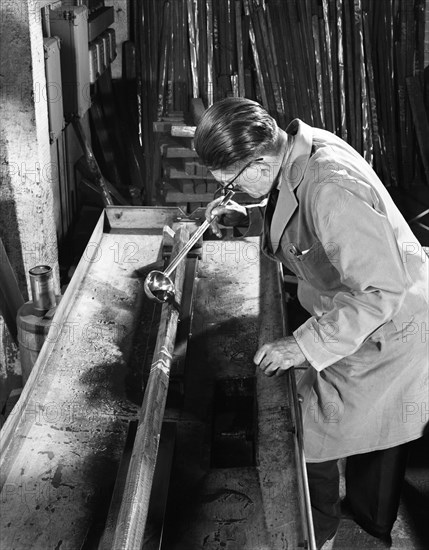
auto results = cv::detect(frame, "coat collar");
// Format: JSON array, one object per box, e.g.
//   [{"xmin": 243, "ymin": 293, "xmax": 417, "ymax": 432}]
[{"xmin": 269, "ymin": 118, "xmax": 313, "ymax": 253}]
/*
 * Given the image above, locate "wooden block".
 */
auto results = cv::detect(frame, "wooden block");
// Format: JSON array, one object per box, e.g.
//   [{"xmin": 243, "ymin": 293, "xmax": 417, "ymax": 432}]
[
  {"xmin": 164, "ymin": 162, "xmax": 216, "ymax": 181},
  {"xmin": 184, "ymin": 160, "xmax": 196, "ymax": 175},
  {"xmin": 159, "ymin": 115, "xmax": 185, "ymax": 122},
  {"xmin": 159, "ymin": 135, "xmax": 197, "ymax": 158},
  {"xmin": 194, "ymin": 182, "xmax": 207, "ymax": 194},
  {"xmin": 166, "ymin": 111, "xmax": 185, "ymax": 117},
  {"xmin": 206, "ymin": 182, "xmax": 218, "ymax": 194},
  {"xmin": 184, "ymin": 160, "xmax": 209, "ymax": 177},
  {"xmin": 163, "ymin": 183, "xmax": 213, "ymax": 204},
  {"xmin": 171, "ymin": 125, "xmax": 196, "ymax": 137},
  {"xmin": 153, "ymin": 120, "xmax": 187, "ymax": 132},
  {"xmin": 180, "ymin": 182, "xmax": 196, "ymax": 194},
  {"xmin": 194, "ymin": 163, "xmax": 210, "ymax": 177},
  {"xmin": 153, "ymin": 121, "xmax": 173, "ymax": 132},
  {"xmin": 165, "ymin": 146, "xmax": 198, "ymax": 158},
  {"xmin": 165, "ymin": 192, "xmax": 213, "ymax": 204}
]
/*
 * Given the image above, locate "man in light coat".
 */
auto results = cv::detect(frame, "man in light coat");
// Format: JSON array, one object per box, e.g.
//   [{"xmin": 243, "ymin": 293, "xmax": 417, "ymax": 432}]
[{"xmin": 194, "ymin": 97, "xmax": 428, "ymax": 549}]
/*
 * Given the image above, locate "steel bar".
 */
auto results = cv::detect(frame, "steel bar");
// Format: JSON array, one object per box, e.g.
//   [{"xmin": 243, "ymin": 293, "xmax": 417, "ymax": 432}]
[
  {"xmin": 277, "ymin": 263, "xmax": 317, "ymax": 550},
  {"xmin": 336, "ymin": 0, "xmax": 347, "ymax": 141},
  {"xmin": 111, "ymin": 226, "xmax": 189, "ymax": 550},
  {"xmin": 243, "ymin": 0, "xmax": 267, "ymax": 109},
  {"xmin": 235, "ymin": 0, "xmax": 245, "ymax": 97},
  {"xmin": 363, "ymin": 12, "xmax": 384, "ymax": 177},
  {"xmin": 206, "ymin": 0, "xmax": 214, "ymax": 106},
  {"xmin": 187, "ymin": 0, "xmax": 199, "ymax": 98},
  {"xmin": 321, "ymin": 0, "xmax": 335, "ymax": 133},
  {"xmin": 352, "ymin": 0, "xmax": 363, "ymax": 154}
]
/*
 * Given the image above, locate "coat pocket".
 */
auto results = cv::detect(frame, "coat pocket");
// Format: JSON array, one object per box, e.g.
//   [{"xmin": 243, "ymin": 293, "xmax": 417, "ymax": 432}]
[{"xmin": 281, "ymin": 241, "xmax": 341, "ymax": 290}]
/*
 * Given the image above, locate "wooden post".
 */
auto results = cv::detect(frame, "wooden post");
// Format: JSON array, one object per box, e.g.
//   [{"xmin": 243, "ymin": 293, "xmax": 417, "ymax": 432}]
[{"xmin": 111, "ymin": 225, "xmax": 189, "ymax": 550}]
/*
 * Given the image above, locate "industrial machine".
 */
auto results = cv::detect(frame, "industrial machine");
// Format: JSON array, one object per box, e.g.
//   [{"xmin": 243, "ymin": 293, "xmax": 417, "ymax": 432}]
[{"xmin": 0, "ymin": 207, "xmax": 315, "ymax": 549}]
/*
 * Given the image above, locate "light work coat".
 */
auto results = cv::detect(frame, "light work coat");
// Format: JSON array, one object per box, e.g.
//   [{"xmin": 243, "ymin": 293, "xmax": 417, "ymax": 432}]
[{"xmin": 246, "ymin": 119, "xmax": 429, "ymax": 462}]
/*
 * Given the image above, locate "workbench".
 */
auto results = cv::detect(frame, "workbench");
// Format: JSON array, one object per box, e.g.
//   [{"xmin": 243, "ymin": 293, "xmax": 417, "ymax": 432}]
[{"xmin": 0, "ymin": 207, "xmax": 313, "ymax": 549}]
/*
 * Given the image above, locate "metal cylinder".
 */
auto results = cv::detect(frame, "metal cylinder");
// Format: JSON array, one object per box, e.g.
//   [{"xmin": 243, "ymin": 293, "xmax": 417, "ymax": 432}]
[{"xmin": 29, "ymin": 265, "xmax": 56, "ymax": 311}]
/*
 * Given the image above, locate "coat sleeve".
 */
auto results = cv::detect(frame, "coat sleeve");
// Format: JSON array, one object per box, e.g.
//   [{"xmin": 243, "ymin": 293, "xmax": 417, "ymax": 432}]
[{"xmin": 293, "ymin": 181, "xmax": 408, "ymax": 371}]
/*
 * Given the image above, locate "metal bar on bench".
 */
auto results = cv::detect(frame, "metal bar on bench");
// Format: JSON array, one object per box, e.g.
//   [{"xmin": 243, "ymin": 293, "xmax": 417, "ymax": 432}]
[{"xmin": 111, "ymin": 225, "xmax": 190, "ymax": 550}]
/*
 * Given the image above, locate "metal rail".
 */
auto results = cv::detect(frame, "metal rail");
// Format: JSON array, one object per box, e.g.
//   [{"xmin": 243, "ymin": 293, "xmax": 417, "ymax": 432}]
[{"xmin": 276, "ymin": 263, "xmax": 317, "ymax": 550}]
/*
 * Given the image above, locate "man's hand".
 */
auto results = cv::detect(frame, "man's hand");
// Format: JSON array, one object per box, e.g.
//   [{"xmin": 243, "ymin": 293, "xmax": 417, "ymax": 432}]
[
  {"xmin": 205, "ymin": 197, "xmax": 248, "ymax": 238},
  {"xmin": 253, "ymin": 336, "xmax": 306, "ymax": 377}
]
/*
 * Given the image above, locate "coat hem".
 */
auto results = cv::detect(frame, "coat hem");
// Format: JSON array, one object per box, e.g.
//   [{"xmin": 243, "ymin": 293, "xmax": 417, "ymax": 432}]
[{"xmin": 304, "ymin": 432, "xmax": 425, "ymax": 463}]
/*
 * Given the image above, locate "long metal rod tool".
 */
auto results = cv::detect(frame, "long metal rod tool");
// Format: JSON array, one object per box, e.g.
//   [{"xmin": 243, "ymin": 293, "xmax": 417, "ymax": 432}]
[
  {"xmin": 144, "ymin": 190, "xmax": 235, "ymax": 302},
  {"xmin": 166, "ymin": 189, "xmax": 234, "ymax": 277}
]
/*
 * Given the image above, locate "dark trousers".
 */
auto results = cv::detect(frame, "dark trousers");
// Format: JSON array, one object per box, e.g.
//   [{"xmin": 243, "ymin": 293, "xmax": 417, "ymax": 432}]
[
  {"xmin": 307, "ymin": 444, "xmax": 409, "ymax": 549},
  {"xmin": 307, "ymin": 460, "xmax": 340, "ymax": 549}
]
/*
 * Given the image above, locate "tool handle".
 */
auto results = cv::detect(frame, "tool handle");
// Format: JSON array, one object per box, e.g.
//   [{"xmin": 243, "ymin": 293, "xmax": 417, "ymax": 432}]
[{"xmin": 164, "ymin": 190, "xmax": 235, "ymax": 277}]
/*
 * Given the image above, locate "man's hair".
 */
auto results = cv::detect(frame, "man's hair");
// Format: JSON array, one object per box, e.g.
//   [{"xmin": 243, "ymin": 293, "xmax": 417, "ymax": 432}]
[{"xmin": 194, "ymin": 98, "xmax": 278, "ymax": 170}]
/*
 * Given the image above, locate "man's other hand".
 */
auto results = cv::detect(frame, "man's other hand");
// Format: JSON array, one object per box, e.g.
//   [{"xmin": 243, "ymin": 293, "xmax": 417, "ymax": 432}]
[{"xmin": 254, "ymin": 336, "xmax": 306, "ymax": 377}]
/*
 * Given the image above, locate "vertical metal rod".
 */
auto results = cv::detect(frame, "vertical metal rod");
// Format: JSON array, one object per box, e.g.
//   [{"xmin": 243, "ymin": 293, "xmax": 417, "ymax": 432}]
[{"xmin": 276, "ymin": 263, "xmax": 317, "ymax": 550}]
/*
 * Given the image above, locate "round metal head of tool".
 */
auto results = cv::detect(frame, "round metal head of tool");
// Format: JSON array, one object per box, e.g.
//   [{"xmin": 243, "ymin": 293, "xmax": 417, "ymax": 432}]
[{"xmin": 144, "ymin": 270, "xmax": 175, "ymax": 303}]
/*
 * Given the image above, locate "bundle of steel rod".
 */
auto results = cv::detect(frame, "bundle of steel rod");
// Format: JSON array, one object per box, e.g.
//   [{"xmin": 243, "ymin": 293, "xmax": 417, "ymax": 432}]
[
  {"xmin": 244, "ymin": 0, "xmax": 427, "ymax": 187},
  {"xmin": 132, "ymin": 0, "xmax": 428, "ymax": 201}
]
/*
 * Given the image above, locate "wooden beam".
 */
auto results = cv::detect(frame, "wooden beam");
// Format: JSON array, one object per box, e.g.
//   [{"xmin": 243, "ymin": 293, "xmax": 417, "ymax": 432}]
[
  {"xmin": 111, "ymin": 225, "xmax": 189, "ymax": 550},
  {"xmin": 171, "ymin": 125, "xmax": 196, "ymax": 137}
]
